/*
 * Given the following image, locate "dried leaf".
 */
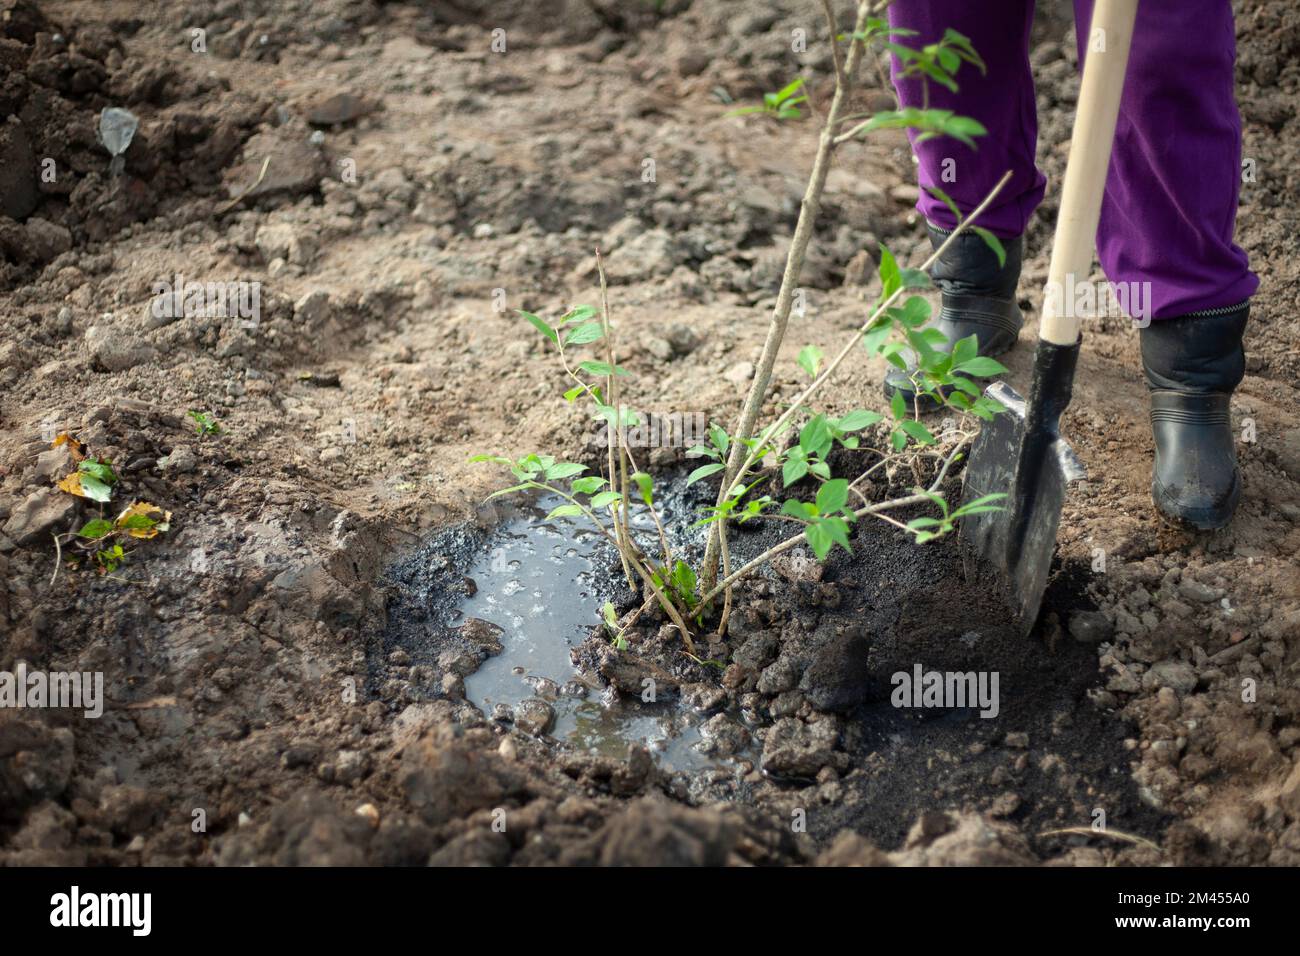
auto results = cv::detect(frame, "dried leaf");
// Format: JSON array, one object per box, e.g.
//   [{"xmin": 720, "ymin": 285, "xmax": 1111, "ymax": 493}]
[
  {"xmin": 52, "ymin": 432, "xmax": 85, "ymax": 461},
  {"xmin": 115, "ymin": 501, "xmax": 171, "ymax": 538}
]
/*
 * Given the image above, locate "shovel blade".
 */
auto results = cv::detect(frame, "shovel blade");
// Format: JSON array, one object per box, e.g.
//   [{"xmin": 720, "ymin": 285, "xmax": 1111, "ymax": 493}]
[{"xmin": 958, "ymin": 381, "xmax": 1086, "ymax": 633}]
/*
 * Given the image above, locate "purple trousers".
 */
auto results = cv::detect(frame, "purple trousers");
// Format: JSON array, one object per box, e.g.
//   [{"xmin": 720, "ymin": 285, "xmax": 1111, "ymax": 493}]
[{"xmin": 888, "ymin": 0, "xmax": 1258, "ymax": 320}]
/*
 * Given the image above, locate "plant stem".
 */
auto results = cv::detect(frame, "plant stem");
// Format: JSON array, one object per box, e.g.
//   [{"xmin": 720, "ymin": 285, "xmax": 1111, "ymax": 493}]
[
  {"xmin": 596, "ymin": 250, "xmax": 637, "ymax": 592},
  {"xmin": 701, "ymin": 0, "xmax": 876, "ymax": 593}
]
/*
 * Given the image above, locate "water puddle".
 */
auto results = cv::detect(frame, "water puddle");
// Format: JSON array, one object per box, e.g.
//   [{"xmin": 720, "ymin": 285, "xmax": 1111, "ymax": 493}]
[{"xmin": 387, "ymin": 487, "xmax": 754, "ymax": 774}]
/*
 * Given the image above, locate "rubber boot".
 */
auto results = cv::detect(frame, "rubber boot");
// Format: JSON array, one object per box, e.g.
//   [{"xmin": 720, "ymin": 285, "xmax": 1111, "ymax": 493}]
[
  {"xmin": 1141, "ymin": 304, "xmax": 1249, "ymax": 531},
  {"xmin": 884, "ymin": 224, "xmax": 1024, "ymax": 407}
]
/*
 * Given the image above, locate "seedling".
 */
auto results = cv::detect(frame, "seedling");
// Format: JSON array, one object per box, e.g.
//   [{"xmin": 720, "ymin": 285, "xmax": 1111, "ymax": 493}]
[
  {"xmin": 725, "ymin": 78, "xmax": 809, "ymax": 120},
  {"xmin": 188, "ymin": 410, "xmax": 222, "ymax": 437},
  {"xmin": 474, "ymin": 1, "xmax": 1011, "ymax": 649}
]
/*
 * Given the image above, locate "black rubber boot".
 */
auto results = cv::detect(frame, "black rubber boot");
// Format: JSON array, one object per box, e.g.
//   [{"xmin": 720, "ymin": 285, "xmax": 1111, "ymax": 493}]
[
  {"xmin": 1141, "ymin": 304, "xmax": 1249, "ymax": 531},
  {"xmin": 884, "ymin": 224, "xmax": 1024, "ymax": 407}
]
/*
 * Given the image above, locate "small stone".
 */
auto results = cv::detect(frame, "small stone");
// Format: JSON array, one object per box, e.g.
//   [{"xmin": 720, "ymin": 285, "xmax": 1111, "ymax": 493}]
[
  {"xmin": 1142, "ymin": 660, "xmax": 1198, "ymax": 695},
  {"xmin": 2, "ymin": 488, "xmax": 77, "ymax": 545},
  {"xmin": 354, "ymin": 803, "xmax": 380, "ymax": 827},
  {"xmin": 723, "ymin": 361, "xmax": 754, "ymax": 384},
  {"xmin": 1178, "ymin": 578, "xmax": 1223, "ymax": 603},
  {"xmin": 459, "ymin": 618, "xmax": 504, "ymax": 655},
  {"xmin": 1005, "ymin": 732, "xmax": 1030, "ymax": 749},
  {"xmin": 294, "ymin": 290, "xmax": 330, "ymax": 324},
  {"xmin": 771, "ymin": 548, "xmax": 824, "ymax": 584},
  {"xmin": 85, "ymin": 324, "xmax": 155, "ymax": 372},
  {"xmin": 644, "ymin": 336, "xmax": 674, "ymax": 361},
  {"xmin": 306, "ymin": 91, "xmax": 376, "ymax": 126},
  {"xmin": 1068, "ymin": 610, "xmax": 1114, "ymax": 644},
  {"xmin": 760, "ymin": 717, "xmax": 840, "ymax": 777},
  {"xmin": 889, "ymin": 183, "xmax": 921, "ymax": 204},
  {"xmin": 514, "ymin": 698, "xmax": 555, "ymax": 736},
  {"xmin": 23, "ymin": 218, "xmax": 72, "ymax": 263}
]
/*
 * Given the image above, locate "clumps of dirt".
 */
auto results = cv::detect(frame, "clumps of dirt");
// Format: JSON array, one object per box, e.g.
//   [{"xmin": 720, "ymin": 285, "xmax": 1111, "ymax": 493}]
[{"xmin": 0, "ymin": 0, "xmax": 267, "ymax": 283}]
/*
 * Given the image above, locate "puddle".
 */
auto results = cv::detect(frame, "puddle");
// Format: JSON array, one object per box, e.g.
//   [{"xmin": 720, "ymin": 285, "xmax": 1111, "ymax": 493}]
[{"xmin": 384, "ymin": 485, "xmax": 755, "ymax": 774}]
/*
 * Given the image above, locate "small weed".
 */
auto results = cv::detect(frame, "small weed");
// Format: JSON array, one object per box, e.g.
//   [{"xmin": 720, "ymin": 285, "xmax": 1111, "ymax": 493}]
[{"xmin": 188, "ymin": 410, "xmax": 222, "ymax": 437}]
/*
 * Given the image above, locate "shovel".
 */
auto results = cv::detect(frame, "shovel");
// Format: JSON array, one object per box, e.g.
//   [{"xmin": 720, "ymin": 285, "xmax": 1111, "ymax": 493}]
[{"xmin": 957, "ymin": 0, "xmax": 1138, "ymax": 633}]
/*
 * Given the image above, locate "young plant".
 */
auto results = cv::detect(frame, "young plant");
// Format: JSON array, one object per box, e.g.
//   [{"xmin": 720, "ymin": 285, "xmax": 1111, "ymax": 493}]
[
  {"xmin": 188, "ymin": 410, "xmax": 222, "ymax": 437},
  {"xmin": 475, "ymin": 0, "xmax": 1012, "ymax": 651}
]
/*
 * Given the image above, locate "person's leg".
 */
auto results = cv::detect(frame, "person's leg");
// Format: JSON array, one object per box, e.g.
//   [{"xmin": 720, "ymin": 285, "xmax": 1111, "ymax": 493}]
[
  {"xmin": 884, "ymin": 1, "xmax": 1038, "ymax": 403},
  {"xmin": 888, "ymin": 0, "xmax": 1042, "ymax": 237},
  {"xmin": 1073, "ymin": 0, "xmax": 1257, "ymax": 318},
  {"xmin": 1073, "ymin": 0, "xmax": 1257, "ymax": 529}
]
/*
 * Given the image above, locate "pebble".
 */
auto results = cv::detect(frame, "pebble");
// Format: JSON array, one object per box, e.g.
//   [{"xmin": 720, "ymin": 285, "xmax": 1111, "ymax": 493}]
[
  {"xmin": 723, "ymin": 361, "xmax": 754, "ymax": 383},
  {"xmin": 1068, "ymin": 609, "xmax": 1114, "ymax": 643},
  {"xmin": 513, "ymin": 698, "xmax": 556, "ymax": 737}
]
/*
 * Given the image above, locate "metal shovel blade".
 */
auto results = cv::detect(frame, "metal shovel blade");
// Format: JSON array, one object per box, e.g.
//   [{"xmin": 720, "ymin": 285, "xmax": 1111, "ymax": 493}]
[{"xmin": 957, "ymin": 379, "xmax": 1086, "ymax": 634}]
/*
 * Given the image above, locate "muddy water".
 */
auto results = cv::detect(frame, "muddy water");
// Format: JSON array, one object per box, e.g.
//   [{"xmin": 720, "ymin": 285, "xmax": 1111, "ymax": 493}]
[{"xmin": 388, "ymin": 488, "xmax": 755, "ymax": 773}]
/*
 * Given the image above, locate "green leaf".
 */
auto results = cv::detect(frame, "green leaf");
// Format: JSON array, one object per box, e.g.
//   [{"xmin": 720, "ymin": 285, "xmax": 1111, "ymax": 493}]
[
  {"xmin": 631, "ymin": 471, "xmax": 654, "ymax": 506},
  {"xmin": 563, "ymin": 322, "xmax": 605, "ymax": 346},
  {"xmin": 799, "ymin": 415, "xmax": 832, "ymax": 457},
  {"xmin": 950, "ymin": 333, "xmax": 979, "ymax": 369},
  {"xmin": 118, "ymin": 514, "xmax": 156, "ymax": 531},
  {"xmin": 890, "ymin": 427, "xmax": 908, "ymax": 452},
  {"xmin": 900, "ymin": 268, "xmax": 932, "ymax": 290},
  {"xmin": 954, "ymin": 355, "xmax": 1009, "ymax": 378},
  {"xmin": 544, "ymin": 462, "xmax": 587, "ymax": 481},
  {"xmin": 970, "ymin": 227, "xmax": 1006, "ymax": 268},
  {"xmin": 890, "ymin": 390, "xmax": 907, "ymax": 421},
  {"xmin": 559, "ymin": 305, "xmax": 599, "ymax": 325},
  {"xmin": 806, "ymin": 522, "xmax": 832, "ymax": 560},
  {"xmin": 708, "ymin": 423, "xmax": 730, "ymax": 456},
  {"xmin": 78, "ymin": 518, "xmax": 114, "ymax": 540},
  {"xmin": 815, "ymin": 478, "xmax": 850, "ymax": 515},
  {"xmin": 78, "ymin": 474, "xmax": 113, "ymax": 503},
  {"xmin": 590, "ymin": 491, "xmax": 622, "ymax": 509},
  {"xmin": 823, "ymin": 516, "xmax": 853, "ymax": 553},
  {"xmin": 772, "ymin": 77, "xmax": 805, "ymax": 105},
  {"xmin": 686, "ymin": 462, "xmax": 726, "ymax": 486},
  {"xmin": 671, "ymin": 560, "xmax": 697, "ymax": 598},
  {"xmin": 862, "ymin": 316, "xmax": 893, "ymax": 356},
  {"xmin": 570, "ymin": 476, "xmax": 607, "ymax": 495},
  {"xmin": 562, "ymin": 386, "xmax": 585, "ymax": 403},
  {"xmin": 518, "ymin": 310, "xmax": 558, "ymax": 346},
  {"xmin": 835, "ymin": 409, "xmax": 882, "ymax": 431},
  {"xmin": 782, "ymin": 456, "xmax": 808, "ymax": 487},
  {"xmin": 544, "ymin": 504, "xmax": 584, "ymax": 521},
  {"xmin": 79, "ymin": 459, "xmax": 118, "ymax": 485},
  {"xmin": 877, "ymin": 244, "xmax": 901, "ymax": 298},
  {"xmin": 924, "ymin": 184, "xmax": 962, "ymax": 222},
  {"xmin": 898, "ymin": 419, "xmax": 937, "ymax": 445},
  {"xmin": 797, "ymin": 344, "xmax": 824, "ymax": 379},
  {"xmin": 577, "ymin": 360, "xmax": 625, "ymax": 377},
  {"xmin": 895, "ymin": 296, "xmax": 931, "ymax": 329}
]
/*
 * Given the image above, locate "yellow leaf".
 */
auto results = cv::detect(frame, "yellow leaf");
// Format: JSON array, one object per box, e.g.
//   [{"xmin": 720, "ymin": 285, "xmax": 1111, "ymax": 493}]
[
  {"xmin": 115, "ymin": 501, "xmax": 172, "ymax": 539},
  {"xmin": 52, "ymin": 432, "xmax": 85, "ymax": 461},
  {"xmin": 57, "ymin": 472, "xmax": 86, "ymax": 497}
]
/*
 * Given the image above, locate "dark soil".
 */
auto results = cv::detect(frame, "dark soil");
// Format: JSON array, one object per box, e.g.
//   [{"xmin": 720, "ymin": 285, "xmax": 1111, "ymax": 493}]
[{"xmin": 1, "ymin": 0, "xmax": 1298, "ymax": 867}]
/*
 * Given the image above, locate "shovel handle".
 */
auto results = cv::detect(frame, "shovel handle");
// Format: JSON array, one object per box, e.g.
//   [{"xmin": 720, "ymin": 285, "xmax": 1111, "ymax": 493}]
[{"xmin": 1039, "ymin": 0, "xmax": 1138, "ymax": 346}]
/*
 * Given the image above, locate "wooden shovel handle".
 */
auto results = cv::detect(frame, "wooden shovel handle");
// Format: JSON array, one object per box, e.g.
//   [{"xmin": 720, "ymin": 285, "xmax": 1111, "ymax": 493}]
[{"xmin": 1039, "ymin": 0, "xmax": 1139, "ymax": 346}]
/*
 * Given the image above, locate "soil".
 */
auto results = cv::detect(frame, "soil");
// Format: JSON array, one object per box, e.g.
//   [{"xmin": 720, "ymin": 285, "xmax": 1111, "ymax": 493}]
[{"xmin": 1, "ymin": 0, "xmax": 1298, "ymax": 867}]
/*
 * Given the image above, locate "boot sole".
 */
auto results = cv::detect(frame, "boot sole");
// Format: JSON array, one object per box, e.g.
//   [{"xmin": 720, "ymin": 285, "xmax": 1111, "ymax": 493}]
[{"xmin": 1151, "ymin": 471, "xmax": 1242, "ymax": 532}]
